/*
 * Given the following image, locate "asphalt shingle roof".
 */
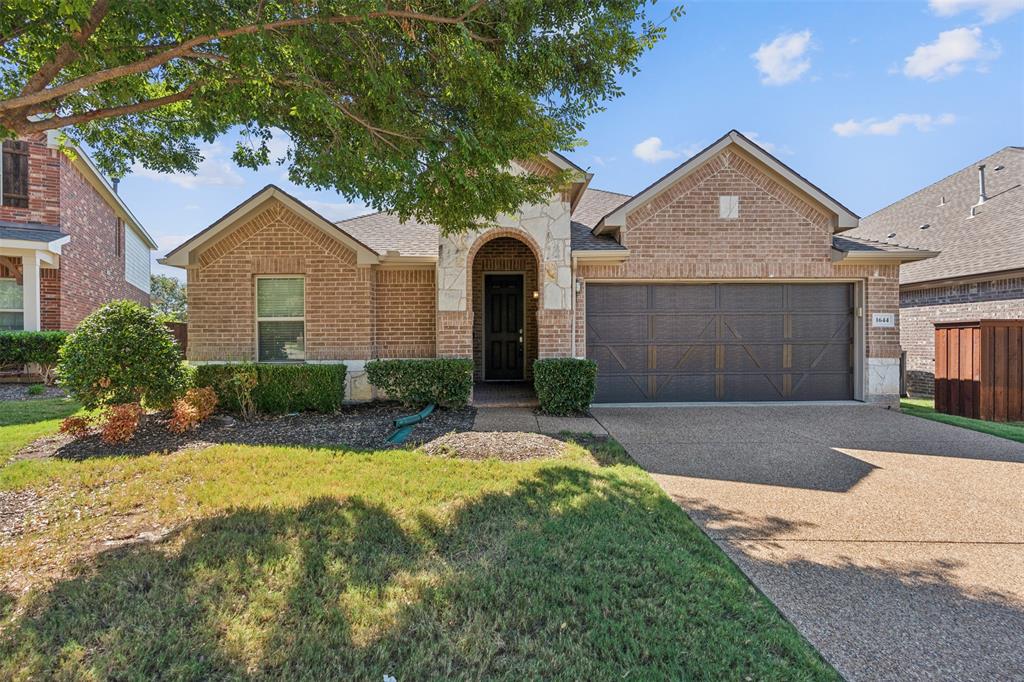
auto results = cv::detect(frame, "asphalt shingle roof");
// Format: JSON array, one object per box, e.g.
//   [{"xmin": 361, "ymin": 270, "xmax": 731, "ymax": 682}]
[
  {"xmin": 846, "ymin": 146, "xmax": 1024, "ymax": 284},
  {"xmin": 832, "ymin": 234, "xmax": 933, "ymax": 255},
  {"xmin": 334, "ymin": 187, "xmax": 629, "ymax": 257},
  {"xmin": 0, "ymin": 221, "xmax": 66, "ymax": 243}
]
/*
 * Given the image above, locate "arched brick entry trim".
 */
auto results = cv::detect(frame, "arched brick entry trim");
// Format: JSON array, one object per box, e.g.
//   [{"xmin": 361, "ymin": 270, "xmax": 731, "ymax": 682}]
[
  {"xmin": 469, "ymin": 234, "xmax": 541, "ymax": 380},
  {"xmin": 464, "ymin": 228, "xmax": 545, "ymax": 310}
]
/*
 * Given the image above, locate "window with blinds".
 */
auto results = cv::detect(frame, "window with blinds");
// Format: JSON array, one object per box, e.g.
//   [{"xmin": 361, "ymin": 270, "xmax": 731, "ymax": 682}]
[
  {"xmin": 0, "ymin": 278, "xmax": 24, "ymax": 331},
  {"xmin": 256, "ymin": 277, "xmax": 305, "ymax": 362},
  {"xmin": 1, "ymin": 141, "xmax": 29, "ymax": 208}
]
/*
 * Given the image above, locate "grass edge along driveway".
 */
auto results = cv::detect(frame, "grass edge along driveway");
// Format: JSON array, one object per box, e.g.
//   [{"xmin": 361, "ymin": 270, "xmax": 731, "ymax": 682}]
[
  {"xmin": 901, "ymin": 398, "xmax": 1024, "ymax": 443},
  {"xmin": 0, "ymin": 400, "xmax": 838, "ymax": 680}
]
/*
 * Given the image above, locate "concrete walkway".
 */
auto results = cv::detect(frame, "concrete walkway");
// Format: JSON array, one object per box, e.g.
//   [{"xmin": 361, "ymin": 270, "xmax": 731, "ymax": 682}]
[
  {"xmin": 472, "ymin": 407, "xmax": 607, "ymax": 437},
  {"xmin": 591, "ymin": 404, "xmax": 1024, "ymax": 681}
]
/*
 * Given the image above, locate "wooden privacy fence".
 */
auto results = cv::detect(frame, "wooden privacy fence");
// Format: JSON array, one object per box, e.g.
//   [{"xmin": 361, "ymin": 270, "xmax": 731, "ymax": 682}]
[
  {"xmin": 934, "ymin": 320, "xmax": 1023, "ymax": 422},
  {"xmin": 164, "ymin": 321, "xmax": 188, "ymax": 358}
]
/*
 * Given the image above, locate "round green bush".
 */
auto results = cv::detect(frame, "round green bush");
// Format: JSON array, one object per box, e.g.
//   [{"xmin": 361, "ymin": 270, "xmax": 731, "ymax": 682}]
[{"xmin": 57, "ymin": 300, "xmax": 188, "ymax": 409}]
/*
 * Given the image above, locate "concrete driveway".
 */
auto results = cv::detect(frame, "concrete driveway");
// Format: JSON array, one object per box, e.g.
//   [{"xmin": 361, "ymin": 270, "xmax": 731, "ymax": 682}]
[{"xmin": 591, "ymin": 404, "xmax": 1024, "ymax": 681}]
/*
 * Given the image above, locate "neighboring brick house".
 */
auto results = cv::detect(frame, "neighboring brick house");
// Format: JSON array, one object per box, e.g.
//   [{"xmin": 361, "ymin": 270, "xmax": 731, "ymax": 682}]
[
  {"xmin": 162, "ymin": 130, "xmax": 934, "ymax": 406},
  {"xmin": 847, "ymin": 146, "xmax": 1023, "ymax": 397},
  {"xmin": 0, "ymin": 133, "xmax": 156, "ymax": 332}
]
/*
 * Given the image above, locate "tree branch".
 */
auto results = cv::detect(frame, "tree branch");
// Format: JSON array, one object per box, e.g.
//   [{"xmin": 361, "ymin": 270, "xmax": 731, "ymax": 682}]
[
  {"xmin": 0, "ymin": 8, "xmax": 497, "ymax": 118},
  {"xmin": 18, "ymin": 0, "xmax": 111, "ymax": 97},
  {"xmin": 18, "ymin": 85, "xmax": 197, "ymax": 133}
]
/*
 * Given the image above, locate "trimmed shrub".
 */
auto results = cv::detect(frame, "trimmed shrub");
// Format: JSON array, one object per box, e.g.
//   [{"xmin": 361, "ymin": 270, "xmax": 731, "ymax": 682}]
[
  {"xmin": 57, "ymin": 301, "xmax": 188, "ymax": 409},
  {"xmin": 59, "ymin": 415, "xmax": 92, "ymax": 439},
  {"xmin": 0, "ymin": 331, "xmax": 69, "ymax": 384},
  {"xmin": 100, "ymin": 403, "xmax": 143, "ymax": 444},
  {"xmin": 195, "ymin": 363, "xmax": 346, "ymax": 415},
  {"xmin": 168, "ymin": 387, "xmax": 218, "ymax": 433},
  {"xmin": 533, "ymin": 358, "xmax": 598, "ymax": 415},
  {"xmin": 365, "ymin": 359, "xmax": 473, "ymax": 408}
]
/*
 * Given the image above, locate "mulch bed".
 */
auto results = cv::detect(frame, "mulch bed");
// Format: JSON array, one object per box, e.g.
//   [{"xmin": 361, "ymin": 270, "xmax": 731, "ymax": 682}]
[
  {"xmin": 11, "ymin": 402, "xmax": 477, "ymax": 462},
  {"xmin": 422, "ymin": 431, "xmax": 567, "ymax": 461},
  {"xmin": 0, "ymin": 384, "xmax": 66, "ymax": 401}
]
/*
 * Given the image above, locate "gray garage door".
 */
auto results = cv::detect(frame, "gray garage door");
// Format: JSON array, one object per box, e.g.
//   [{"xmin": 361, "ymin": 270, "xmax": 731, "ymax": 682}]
[{"xmin": 587, "ymin": 283, "xmax": 854, "ymax": 402}]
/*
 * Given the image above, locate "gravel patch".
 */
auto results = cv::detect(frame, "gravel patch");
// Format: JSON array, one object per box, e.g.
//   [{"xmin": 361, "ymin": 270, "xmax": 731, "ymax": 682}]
[
  {"xmin": 0, "ymin": 384, "xmax": 66, "ymax": 401},
  {"xmin": 422, "ymin": 431, "xmax": 567, "ymax": 461},
  {"xmin": 12, "ymin": 403, "xmax": 476, "ymax": 461}
]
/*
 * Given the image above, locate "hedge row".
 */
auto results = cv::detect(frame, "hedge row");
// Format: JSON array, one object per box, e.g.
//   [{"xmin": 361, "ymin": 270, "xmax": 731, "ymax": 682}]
[
  {"xmin": 0, "ymin": 331, "xmax": 70, "ymax": 383},
  {"xmin": 365, "ymin": 358, "xmax": 473, "ymax": 407},
  {"xmin": 195, "ymin": 363, "xmax": 346, "ymax": 415},
  {"xmin": 533, "ymin": 358, "xmax": 598, "ymax": 415},
  {"xmin": 0, "ymin": 331, "xmax": 68, "ymax": 366}
]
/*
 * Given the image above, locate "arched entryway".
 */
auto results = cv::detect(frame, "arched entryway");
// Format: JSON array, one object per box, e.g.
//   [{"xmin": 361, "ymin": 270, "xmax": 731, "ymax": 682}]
[{"xmin": 469, "ymin": 233, "xmax": 541, "ymax": 382}]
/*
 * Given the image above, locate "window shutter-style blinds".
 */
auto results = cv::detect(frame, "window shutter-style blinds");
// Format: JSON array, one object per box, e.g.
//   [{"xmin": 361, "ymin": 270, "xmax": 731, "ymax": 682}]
[
  {"xmin": 1, "ymin": 141, "xmax": 29, "ymax": 208},
  {"xmin": 256, "ymin": 278, "xmax": 305, "ymax": 362}
]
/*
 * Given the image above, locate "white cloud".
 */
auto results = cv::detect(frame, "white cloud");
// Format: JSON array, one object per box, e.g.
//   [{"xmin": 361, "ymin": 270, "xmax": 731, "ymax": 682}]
[
  {"xmin": 303, "ymin": 199, "xmax": 371, "ymax": 222},
  {"xmin": 632, "ymin": 137, "xmax": 680, "ymax": 163},
  {"xmin": 751, "ymin": 30, "xmax": 813, "ymax": 85},
  {"xmin": 929, "ymin": 0, "xmax": 1023, "ymax": 23},
  {"xmin": 264, "ymin": 128, "xmax": 291, "ymax": 162},
  {"xmin": 902, "ymin": 27, "xmax": 1000, "ymax": 80},
  {"xmin": 740, "ymin": 131, "xmax": 793, "ymax": 156},
  {"xmin": 832, "ymin": 113, "xmax": 957, "ymax": 137},
  {"xmin": 132, "ymin": 143, "xmax": 244, "ymax": 189}
]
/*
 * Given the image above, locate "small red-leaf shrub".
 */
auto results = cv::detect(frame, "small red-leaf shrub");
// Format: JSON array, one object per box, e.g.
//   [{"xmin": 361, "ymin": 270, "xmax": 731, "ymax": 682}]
[
  {"xmin": 100, "ymin": 403, "xmax": 143, "ymax": 444},
  {"xmin": 59, "ymin": 416, "xmax": 92, "ymax": 439},
  {"xmin": 168, "ymin": 387, "xmax": 218, "ymax": 434}
]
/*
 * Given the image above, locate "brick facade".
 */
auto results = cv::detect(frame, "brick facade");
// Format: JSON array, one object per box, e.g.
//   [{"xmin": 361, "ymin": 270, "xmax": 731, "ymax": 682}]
[
  {"xmin": 1, "ymin": 136, "xmax": 148, "ymax": 331},
  {"xmin": 182, "ymin": 141, "xmax": 905, "ymax": 405},
  {"xmin": 900, "ymin": 276, "xmax": 1024, "ymax": 396},
  {"xmin": 187, "ymin": 199, "xmax": 437, "ymax": 363},
  {"xmin": 56, "ymin": 152, "xmax": 148, "ymax": 328},
  {"xmin": 0, "ymin": 134, "xmax": 60, "ymax": 226},
  {"xmin": 375, "ymin": 268, "xmax": 436, "ymax": 358},
  {"xmin": 575, "ymin": 146, "xmax": 902, "ymax": 404}
]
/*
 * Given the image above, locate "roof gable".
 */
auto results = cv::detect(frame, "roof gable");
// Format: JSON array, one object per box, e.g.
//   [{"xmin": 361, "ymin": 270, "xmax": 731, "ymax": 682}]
[
  {"xmin": 595, "ymin": 130, "xmax": 859, "ymax": 235},
  {"xmin": 160, "ymin": 185, "xmax": 380, "ymax": 268}
]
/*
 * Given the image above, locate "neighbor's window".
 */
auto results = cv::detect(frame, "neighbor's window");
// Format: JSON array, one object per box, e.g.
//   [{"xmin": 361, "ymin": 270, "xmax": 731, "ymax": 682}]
[
  {"xmin": 0, "ymin": 278, "xmax": 24, "ymax": 331},
  {"xmin": 256, "ymin": 277, "xmax": 305, "ymax": 362},
  {"xmin": 1, "ymin": 141, "xmax": 29, "ymax": 208}
]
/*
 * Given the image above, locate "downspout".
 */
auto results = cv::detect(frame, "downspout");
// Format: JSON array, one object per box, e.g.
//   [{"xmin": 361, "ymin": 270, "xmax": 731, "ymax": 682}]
[{"xmin": 570, "ymin": 255, "xmax": 577, "ymax": 358}]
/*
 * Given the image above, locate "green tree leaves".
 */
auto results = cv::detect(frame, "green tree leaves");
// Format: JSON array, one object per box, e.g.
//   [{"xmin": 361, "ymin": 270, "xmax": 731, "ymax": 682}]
[{"xmin": 1, "ymin": 1, "xmax": 676, "ymax": 233}]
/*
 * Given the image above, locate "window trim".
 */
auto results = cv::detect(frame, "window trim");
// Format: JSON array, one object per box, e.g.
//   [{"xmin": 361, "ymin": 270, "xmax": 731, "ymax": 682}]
[
  {"xmin": 0, "ymin": 277, "xmax": 25, "ymax": 331},
  {"xmin": 254, "ymin": 275, "xmax": 306, "ymax": 363},
  {"xmin": 1, "ymin": 140, "xmax": 30, "ymax": 208}
]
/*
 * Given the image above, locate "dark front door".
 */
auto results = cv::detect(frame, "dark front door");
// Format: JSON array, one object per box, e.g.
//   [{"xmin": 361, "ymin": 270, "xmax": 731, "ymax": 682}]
[
  {"xmin": 484, "ymin": 274, "xmax": 525, "ymax": 380},
  {"xmin": 587, "ymin": 283, "xmax": 854, "ymax": 402}
]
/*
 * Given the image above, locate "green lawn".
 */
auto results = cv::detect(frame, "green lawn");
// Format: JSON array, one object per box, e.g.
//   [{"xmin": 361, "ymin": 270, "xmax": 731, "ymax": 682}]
[
  {"xmin": 0, "ymin": 402, "xmax": 837, "ymax": 680},
  {"xmin": 0, "ymin": 397, "xmax": 82, "ymax": 466},
  {"xmin": 901, "ymin": 398, "xmax": 1024, "ymax": 443}
]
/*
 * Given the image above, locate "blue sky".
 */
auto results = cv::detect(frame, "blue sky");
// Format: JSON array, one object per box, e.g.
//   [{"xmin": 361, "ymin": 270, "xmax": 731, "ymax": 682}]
[{"xmin": 118, "ymin": 0, "xmax": 1024, "ymax": 279}]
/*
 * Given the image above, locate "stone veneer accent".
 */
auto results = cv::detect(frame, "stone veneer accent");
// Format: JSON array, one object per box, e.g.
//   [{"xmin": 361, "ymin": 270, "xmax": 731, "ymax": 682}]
[
  {"xmin": 434, "ymin": 176, "xmax": 577, "ymax": 364},
  {"xmin": 899, "ymin": 275, "xmax": 1024, "ymax": 396}
]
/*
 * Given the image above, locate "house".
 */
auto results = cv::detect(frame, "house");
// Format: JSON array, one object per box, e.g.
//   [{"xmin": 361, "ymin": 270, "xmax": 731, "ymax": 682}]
[
  {"xmin": 161, "ymin": 130, "xmax": 934, "ymax": 406},
  {"xmin": 0, "ymin": 133, "xmax": 156, "ymax": 332},
  {"xmin": 846, "ymin": 147, "xmax": 1023, "ymax": 397}
]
